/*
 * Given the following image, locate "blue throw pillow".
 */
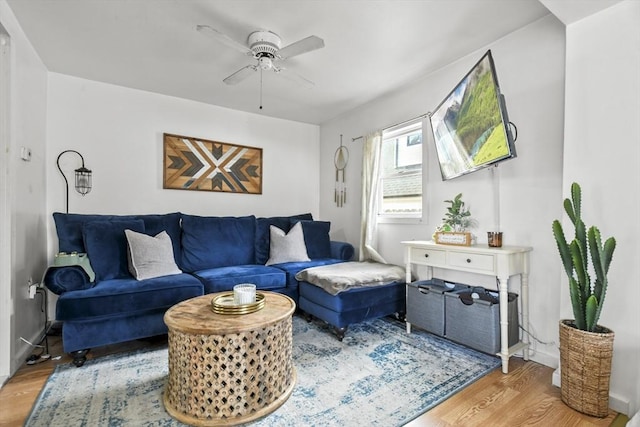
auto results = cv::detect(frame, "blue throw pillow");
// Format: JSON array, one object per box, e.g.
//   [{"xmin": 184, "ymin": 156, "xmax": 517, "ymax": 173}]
[
  {"xmin": 255, "ymin": 213, "xmax": 313, "ymax": 264},
  {"xmin": 53, "ymin": 212, "xmax": 181, "ymax": 258},
  {"xmin": 54, "ymin": 212, "xmax": 114, "ymax": 253},
  {"xmin": 181, "ymin": 215, "xmax": 256, "ymax": 271},
  {"xmin": 82, "ymin": 219, "xmax": 145, "ymax": 281},
  {"xmin": 291, "ymin": 219, "xmax": 332, "ymax": 259}
]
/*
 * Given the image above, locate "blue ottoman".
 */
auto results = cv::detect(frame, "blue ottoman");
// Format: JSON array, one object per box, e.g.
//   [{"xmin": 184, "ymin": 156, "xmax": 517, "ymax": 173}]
[{"xmin": 298, "ymin": 280, "xmax": 406, "ymax": 340}]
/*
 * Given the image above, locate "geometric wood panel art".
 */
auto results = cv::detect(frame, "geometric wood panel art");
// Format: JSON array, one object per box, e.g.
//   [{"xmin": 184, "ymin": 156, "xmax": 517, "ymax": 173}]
[{"xmin": 163, "ymin": 133, "xmax": 262, "ymax": 194}]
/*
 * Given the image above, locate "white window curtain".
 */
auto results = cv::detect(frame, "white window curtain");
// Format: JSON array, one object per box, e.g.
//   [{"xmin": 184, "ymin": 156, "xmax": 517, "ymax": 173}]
[{"xmin": 359, "ymin": 131, "xmax": 386, "ymax": 263}]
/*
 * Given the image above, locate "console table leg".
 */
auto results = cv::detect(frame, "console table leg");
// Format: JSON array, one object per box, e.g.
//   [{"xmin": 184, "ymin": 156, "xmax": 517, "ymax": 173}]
[
  {"xmin": 521, "ymin": 271, "xmax": 530, "ymax": 361},
  {"xmin": 498, "ymin": 276, "xmax": 510, "ymax": 374}
]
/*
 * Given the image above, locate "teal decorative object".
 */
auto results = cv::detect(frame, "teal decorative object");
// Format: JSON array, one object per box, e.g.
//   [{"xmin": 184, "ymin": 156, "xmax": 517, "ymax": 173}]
[{"xmin": 552, "ymin": 182, "xmax": 616, "ymax": 332}]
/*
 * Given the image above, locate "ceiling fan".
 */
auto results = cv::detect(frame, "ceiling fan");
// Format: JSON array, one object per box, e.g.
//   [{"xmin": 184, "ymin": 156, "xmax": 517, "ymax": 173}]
[{"xmin": 196, "ymin": 25, "xmax": 325, "ymax": 89}]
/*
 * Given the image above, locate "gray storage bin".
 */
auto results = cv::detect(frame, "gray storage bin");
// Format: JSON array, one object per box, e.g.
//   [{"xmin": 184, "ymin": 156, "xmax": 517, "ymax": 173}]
[
  {"xmin": 444, "ymin": 288, "xmax": 519, "ymax": 354},
  {"xmin": 406, "ymin": 279, "xmax": 468, "ymax": 336}
]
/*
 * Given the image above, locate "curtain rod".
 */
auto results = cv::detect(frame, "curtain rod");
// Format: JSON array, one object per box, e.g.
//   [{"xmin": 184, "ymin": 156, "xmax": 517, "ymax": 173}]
[{"xmin": 351, "ymin": 113, "xmax": 430, "ymax": 142}]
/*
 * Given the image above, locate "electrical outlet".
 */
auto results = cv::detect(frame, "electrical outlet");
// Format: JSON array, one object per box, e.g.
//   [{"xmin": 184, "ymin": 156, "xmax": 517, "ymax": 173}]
[
  {"xmin": 29, "ymin": 284, "xmax": 37, "ymax": 299},
  {"xmin": 20, "ymin": 146, "xmax": 32, "ymax": 161}
]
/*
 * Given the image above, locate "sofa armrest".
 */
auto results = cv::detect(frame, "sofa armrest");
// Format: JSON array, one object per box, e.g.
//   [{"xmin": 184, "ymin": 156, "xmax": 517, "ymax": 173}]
[
  {"xmin": 330, "ymin": 241, "xmax": 355, "ymax": 261},
  {"xmin": 44, "ymin": 266, "xmax": 94, "ymax": 295}
]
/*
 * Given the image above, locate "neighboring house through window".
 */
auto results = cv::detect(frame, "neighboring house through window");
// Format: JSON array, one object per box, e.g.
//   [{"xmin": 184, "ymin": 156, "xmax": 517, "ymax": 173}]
[{"xmin": 379, "ymin": 119, "xmax": 423, "ymax": 219}]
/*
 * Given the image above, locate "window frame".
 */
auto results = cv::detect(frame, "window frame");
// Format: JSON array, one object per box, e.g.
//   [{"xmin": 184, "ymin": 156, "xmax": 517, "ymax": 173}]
[{"xmin": 377, "ymin": 118, "xmax": 426, "ymax": 224}]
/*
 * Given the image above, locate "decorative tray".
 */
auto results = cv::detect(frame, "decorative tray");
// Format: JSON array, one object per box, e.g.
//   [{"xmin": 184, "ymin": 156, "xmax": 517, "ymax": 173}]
[{"xmin": 211, "ymin": 292, "xmax": 265, "ymax": 315}]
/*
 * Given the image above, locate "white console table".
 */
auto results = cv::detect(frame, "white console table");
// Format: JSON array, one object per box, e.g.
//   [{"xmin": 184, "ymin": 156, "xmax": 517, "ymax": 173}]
[{"xmin": 401, "ymin": 240, "xmax": 532, "ymax": 374}]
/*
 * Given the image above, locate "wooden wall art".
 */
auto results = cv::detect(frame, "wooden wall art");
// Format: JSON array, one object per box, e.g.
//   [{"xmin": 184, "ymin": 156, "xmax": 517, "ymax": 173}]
[{"xmin": 163, "ymin": 133, "xmax": 262, "ymax": 194}]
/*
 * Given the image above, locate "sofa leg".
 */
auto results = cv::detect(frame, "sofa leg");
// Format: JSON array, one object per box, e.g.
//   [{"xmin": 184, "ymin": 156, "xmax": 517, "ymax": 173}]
[
  {"xmin": 70, "ymin": 349, "xmax": 90, "ymax": 367},
  {"xmin": 333, "ymin": 326, "xmax": 347, "ymax": 342},
  {"xmin": 303, "ymin": 312, "xmax": 313, "ymax": 323}
]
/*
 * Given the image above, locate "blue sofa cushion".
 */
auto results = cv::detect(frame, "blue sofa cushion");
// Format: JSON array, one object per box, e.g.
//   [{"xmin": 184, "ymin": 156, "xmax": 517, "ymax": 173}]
[
  {"xmin": 44, "ymin": 266, "xmax": 93, "ymax": 295},
  {"xmin": 193, "ymin": 265, "xmax": 286, "ymax": 294},
  {"xmin": 83, "ymin": 219, "xmax": 145, "ymax": 281},
  {"xmin": 56, "ymin": 273, "xmax": 204, "ymax": 321},
  {"xmin": 255, "ymin": 213, "xmax": 313, "ymax": 265},
  {"xmin": 54, "ymin": 213, "xmax": 114, "ymax": 253},
  {"xmin": 331, "ymin": 241, "xmax": 355, "ymax": 261},
  {"xmin": 53, "ymin": 212, "xmax": 183, "ymax": 263},
  {"xmin": 180, "ymin": 215, "xmax": 257, "ymax": 271},
  {"xmin": 292, "ymin": 220, "xmax": 332, "ymax": 259}
]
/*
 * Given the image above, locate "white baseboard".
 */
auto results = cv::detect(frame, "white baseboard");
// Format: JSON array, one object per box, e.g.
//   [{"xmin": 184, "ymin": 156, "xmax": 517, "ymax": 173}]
[
  {"xmin": 14, "ymin": 328, "xmax": 48, "ymax": 373},
  {"xmin": 552, "ymin": 368, "xmax": 630, "ymax": 416},
  {"xmin": 528, "ymin": 349, "xmax": 557, "ymax": 370}
]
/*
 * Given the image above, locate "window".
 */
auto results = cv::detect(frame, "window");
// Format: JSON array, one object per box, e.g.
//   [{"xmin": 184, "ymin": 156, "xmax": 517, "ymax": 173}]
[{"xmin": 379, "ymin": 119, "xmax": 423, "ymax": 219}]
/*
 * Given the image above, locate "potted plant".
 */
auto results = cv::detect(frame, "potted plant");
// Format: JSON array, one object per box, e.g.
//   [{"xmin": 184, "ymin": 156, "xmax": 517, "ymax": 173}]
[
  {"xmin": 552, "ymin": 182, "xmax": 616, "ymax": 417},
  {"xmin": 434, "ymin": 193, "xmax": 477, "ymax": 246}
]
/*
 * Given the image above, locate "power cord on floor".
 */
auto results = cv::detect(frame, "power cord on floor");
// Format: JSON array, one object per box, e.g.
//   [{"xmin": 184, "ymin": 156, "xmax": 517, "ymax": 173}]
[{"xmin": 21, "ymin": 285, "xmax": 62, "ymax": 365}]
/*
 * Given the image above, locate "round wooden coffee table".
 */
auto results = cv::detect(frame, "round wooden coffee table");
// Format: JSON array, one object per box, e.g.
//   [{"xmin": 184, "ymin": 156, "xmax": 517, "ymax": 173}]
[{"xmin": 163, "ymin": 291, "xmax": 296, "ymax": 426}]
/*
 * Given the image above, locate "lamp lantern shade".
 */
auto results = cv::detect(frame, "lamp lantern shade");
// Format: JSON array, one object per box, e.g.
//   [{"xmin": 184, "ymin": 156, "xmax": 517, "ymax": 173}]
[
  {"xmin": 75, "ymin": 166, "xmax": 92, "ymax": 195},
  {"xmin": 56, "ymin": 150, "xmax": 92, "ymax": 213}
]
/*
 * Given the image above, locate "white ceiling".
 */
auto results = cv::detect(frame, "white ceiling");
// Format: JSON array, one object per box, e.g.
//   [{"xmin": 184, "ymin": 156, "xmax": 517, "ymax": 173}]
[{"xmin": 5, "ymin": 0, "xmax": 559, "ymax": 124}]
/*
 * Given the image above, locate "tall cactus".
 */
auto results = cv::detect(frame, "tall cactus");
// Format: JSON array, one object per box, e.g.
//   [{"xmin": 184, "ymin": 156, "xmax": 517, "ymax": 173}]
[{"xmin": 552, "ymin": 183, "xmax": 616, "ymax": 332}]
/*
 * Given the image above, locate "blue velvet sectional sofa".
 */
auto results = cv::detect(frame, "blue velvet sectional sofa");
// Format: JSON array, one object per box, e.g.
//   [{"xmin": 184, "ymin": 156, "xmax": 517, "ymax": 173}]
[{"xmin": 44, "ymin": 212, "xmax": 354, "ymax": 366}]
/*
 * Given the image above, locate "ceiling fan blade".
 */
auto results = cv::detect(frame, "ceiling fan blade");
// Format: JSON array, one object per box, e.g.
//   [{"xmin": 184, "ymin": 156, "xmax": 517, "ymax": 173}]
[
  {"xmin": 277, "ymin": 35, "xmax": 324, "ymax": 59},
  {"xmin": 274, "ymin": 67, "xmax": 315, "ymax": 88},
  {"xmin": 196, "ymin": 25, "xmax": 252, "ymax": 55},
  {"xmin": 223, "ymin": 65, "xmax": 257, "ymax": 85}
]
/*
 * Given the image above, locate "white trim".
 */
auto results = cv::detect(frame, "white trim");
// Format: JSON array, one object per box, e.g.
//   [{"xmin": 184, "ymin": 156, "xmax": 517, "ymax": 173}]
[
  {"xmin": 0, "ymin": 24, "xmax": 12, "ymax": 385},
  {"xmin": 377, "ymin": 215, "xmax": 423, "ymax": 225}
]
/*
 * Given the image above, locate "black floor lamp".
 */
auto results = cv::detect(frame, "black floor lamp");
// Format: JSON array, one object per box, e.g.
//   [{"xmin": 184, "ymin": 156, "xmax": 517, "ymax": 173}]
[{"xmin": 56, "ymin": 150, "xmax": 92, "ymax": 213}]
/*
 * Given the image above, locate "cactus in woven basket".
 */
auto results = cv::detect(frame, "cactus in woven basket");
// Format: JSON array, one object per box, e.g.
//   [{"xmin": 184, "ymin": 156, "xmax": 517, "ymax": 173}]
[{"xmin": 552, "ymin": 182, "xmax": 616, "ymax": 332}]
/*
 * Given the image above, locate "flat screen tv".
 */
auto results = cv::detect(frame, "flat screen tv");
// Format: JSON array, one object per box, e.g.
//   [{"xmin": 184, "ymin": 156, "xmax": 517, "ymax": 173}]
[{"xmin": 429, "ymin": 50, "xmax": 516, "ymax": 181}]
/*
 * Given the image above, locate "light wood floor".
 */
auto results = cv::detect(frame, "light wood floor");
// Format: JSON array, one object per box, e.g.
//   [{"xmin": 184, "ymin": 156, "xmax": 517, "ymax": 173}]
[{"xmin": 0, "ymin": 328, "xmax": 623, "ymax": 427}]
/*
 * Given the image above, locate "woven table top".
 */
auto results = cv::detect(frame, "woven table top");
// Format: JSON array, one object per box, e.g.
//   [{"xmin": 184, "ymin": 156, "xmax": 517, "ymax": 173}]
[{"xmin": 164, "ymin": 291, "xmax": 296, "ymax": 335}]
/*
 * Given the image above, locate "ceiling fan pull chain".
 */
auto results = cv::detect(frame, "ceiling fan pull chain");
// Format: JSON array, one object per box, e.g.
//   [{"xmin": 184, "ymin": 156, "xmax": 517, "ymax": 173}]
[{"xmin": 259, "ymin": 67, "xmax": 263, "ymax": 110}]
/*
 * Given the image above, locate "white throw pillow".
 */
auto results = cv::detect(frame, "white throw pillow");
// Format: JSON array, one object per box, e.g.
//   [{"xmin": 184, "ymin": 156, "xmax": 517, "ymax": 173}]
[
  {"xmin": 125, "ymin": 229, "xmax": 182, "ymax": 280},
  {"xmin": 265, "ymin": 222, "xmax": 311, "ymax": 265}
]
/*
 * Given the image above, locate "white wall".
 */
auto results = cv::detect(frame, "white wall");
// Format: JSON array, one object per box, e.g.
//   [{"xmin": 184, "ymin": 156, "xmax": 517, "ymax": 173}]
[
  {"xmin": 320, "ymin": 14, "xmax": 565, "ymax": 368},
  {"xmin": 43, "ymin": 75, "xmax": 321, "ymax": 345},
  {"xmin": 562, "ymin": 0, "xmax": 640, "ymax": 416},
  {"xmin": 0, "ymin": 0, "xmax": 48, "ymax": 382},
  {"xmin": 46, "ymin": 73, "xmax": 321, "ymax": 239}
]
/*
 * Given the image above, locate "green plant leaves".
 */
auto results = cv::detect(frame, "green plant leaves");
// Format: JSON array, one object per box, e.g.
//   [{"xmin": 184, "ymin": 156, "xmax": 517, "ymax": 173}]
[
  {"xmin": 585, "ymin": 295, "xmax": 598, "ymax": 332},
  {"xmin": 442, "ymin": 193, "xmax": 475, "ymax": 232},
  {"xmin": 552, "ymin": 182, "xmax": 615, "ymax": 332}
]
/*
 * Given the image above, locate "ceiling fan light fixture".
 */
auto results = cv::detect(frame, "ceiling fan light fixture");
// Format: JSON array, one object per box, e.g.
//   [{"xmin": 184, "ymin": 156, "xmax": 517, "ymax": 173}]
[
  {"xmin": 248, "ymin": 30, "xmax": 281, "ymax": 58},
  {"xmin": 258, "ymin": 57, "xmax": 273, "ymax": 70}
]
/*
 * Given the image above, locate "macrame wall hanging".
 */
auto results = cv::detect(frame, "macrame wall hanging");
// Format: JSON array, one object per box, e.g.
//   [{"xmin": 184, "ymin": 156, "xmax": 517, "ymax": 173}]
[{"xmin": 334, "ymin": 134, "xmax": 349, "ymax": 207}]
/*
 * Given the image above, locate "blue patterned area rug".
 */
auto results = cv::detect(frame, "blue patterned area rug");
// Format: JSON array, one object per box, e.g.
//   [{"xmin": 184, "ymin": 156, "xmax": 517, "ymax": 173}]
[{"xmin": 25, "ymin": 316, "xmax": 500, "ymax": 426}]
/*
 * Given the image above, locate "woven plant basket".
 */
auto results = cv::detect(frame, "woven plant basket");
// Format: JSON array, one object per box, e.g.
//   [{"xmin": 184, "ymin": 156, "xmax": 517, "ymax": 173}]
[{"xmin": 559, "ymin": 319, "xmax": 615, "ymax": 417}]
